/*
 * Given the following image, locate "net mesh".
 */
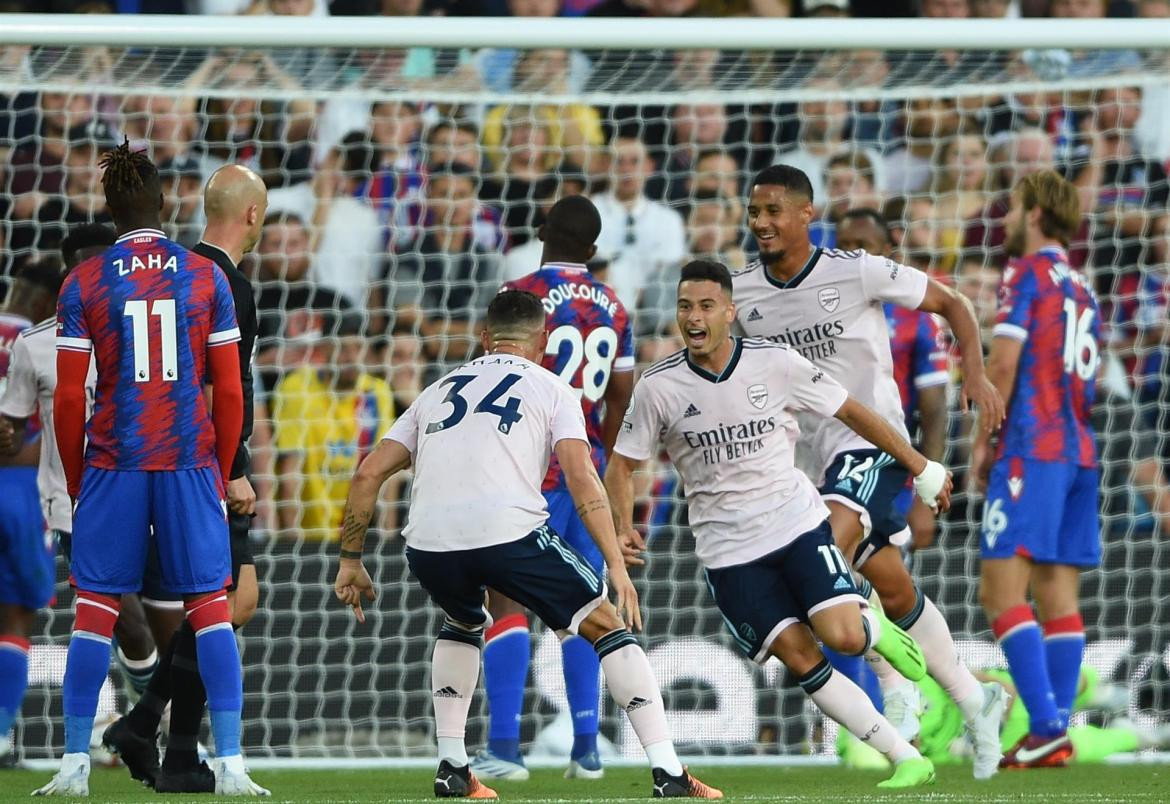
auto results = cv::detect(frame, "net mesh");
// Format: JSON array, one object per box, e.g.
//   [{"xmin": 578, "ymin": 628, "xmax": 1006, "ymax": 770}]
[{"xmin": 3, "ymin": 37, "xmax": 1169, "ymax": 761}]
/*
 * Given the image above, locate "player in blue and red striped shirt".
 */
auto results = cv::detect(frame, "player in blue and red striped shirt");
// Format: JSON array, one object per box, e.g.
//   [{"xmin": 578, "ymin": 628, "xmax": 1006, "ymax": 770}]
[
  {"xmin": 474, "ymin": 196, "xmax": 635, "ymax": 781},
  {"xmin": 36, "ymin": 142, "xmax": 256, "ymax": 796},
  {"xmin": 972, "ymin": 170, "xmax": 1100, "ymax": 770}
]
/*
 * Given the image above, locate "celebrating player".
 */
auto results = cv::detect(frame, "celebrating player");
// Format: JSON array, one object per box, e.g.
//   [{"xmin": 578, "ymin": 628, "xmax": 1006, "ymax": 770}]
[
  {"xmin": 0, "ymin": 257, "xmax": 66, "ymax": 764},
  {"xmin": 333, "ymin": 290, "xmax": 721, "ymax": 800},
  {"xmin": 736, "ymin": 165, "xmax": 1007, "ymax": 778},
  {"xmin": 970, "ymin": 170, "xmax": 1100, "ymax": 769},
  {"xmin": 102, "ymin": 164, "xmax": 269, "ymax": 793},
  {"xmin": 474, "ymin": 195, "xmax": 634, "ymax": 781},
  {"xmin": 34, "ymin": 141, "xmax": 259, "ymax": 797},
  {"xmin": 606, "ymin": 260, "xmax": 950, "ymax": 789}
]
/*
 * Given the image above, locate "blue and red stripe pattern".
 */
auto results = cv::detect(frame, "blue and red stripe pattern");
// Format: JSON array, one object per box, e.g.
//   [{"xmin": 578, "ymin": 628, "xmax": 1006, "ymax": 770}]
[{"xmin": 56, "ymin": 228, "xmax": 239, "ymax": 472}]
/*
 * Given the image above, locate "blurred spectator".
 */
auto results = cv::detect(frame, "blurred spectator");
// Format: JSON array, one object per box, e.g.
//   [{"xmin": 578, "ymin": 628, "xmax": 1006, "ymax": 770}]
[
  {"xmin": 159, "ymin": 155, "xmax": 205, "ymax": 248},
  {"xmin": 120, "ymin": 92, "xmax": 205, "ymax": 171},
  {"xmin": 271, "ymin": 311, "xmax": 396, "ymax": 540},
  {"xmin": 385, "ymin": 162, "xmax": 504, "ymax": 366},
  {"xmin": 931, "ymin": 133, "xmax": 990, "ymax": 273},
  {"xmin": 482, "ymin": 107, "xmax": 554, "ymax": 245},
  {"xmin": 265, "ymin": 0, "xmax": 337, "ymax": 87},
  {"xmin": 253, "ymin": 211, "xmax": 355, "ymax": 390},
  {"xmin": 363, "ymin": 101, "xmax": 426, "ymax": 234},
  {"xmin": 970, "ymin": 0, "xmax": 1010, "ymax": 14},
  {"xmin": 883, "ymin": 194, "xmax": 937, "ymax": 272},
  {"xmin": 803, "ymin": 0, "xmax": 847, "ymax": 15},
  {"xmin": 688, "ymin": 190, "xmax": 746, "ymax": 268},
  {"xmin": 955, "ymin": 260, "xmax": 1001, "ymax": 349},
  {"xmin": 482, "ymin": 50, "xmax": 603, "ymax": 172},
  {"xmin": 423, "ymin": 117, "xmax": 482, "ymax": 173},
  {"xmin": 591, "ymin": 136, "xmax": 687, "ymax": 309},
  {"xmin": 777, "ymin": 77, "xmax": 886, "ymax": 211},
  {"xmin": 502, "ymin": 169, "xmax": 588, "ymax": 279},
  {"xmin": 810, "ymin": 149, "xmax": 883, "ymax": 247},
  {"xmin": 884, "ymin": 96, "xmax": 959, "ymax": 195},
  {"xmin": 384, "ymin": 330, "xmax": 426, "ymax": 411},
  {"xmin": 477, "ymin": 0, "xmax": 593, "ymax": 93},
  {"xmin": 1050, "ymin": 0, "xmax": 1143, "ymax": 76},
  {"xmin": 268, "ymin": 131, "xmax": 384, "ymax": 307},
  {"xmin": 652, "ymin": 103, "xmax": 729, "ymax": 203},
  {"xmin": 920, "ymin": 0, "xmax": 967, "ymax": 15},
  {"xmin": 5, "ymin": 88, "xmax": 94, "ymax": 198},
  {"xmin": 197, "ymin": 51, "xmax": 315, "ymax": 188}
]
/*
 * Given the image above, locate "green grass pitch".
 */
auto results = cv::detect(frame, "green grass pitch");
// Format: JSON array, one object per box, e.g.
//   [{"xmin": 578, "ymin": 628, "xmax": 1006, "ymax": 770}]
[{"xmin": 2, "ymin": 764, "xmax": 1167, "ymax": 802}]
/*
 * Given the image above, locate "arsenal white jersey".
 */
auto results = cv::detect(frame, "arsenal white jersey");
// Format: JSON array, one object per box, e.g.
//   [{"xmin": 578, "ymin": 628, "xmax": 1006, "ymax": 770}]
[
  {"xmin": 614, "ymin": 338, "xmax": 848, "ymax": 569},
  {"xmin": 0, "ymin": 317, "xmax": 97, "ymax": 533},
  {"xmin": 385, "ymin": 352, "xmax": 588, "ymax": 552},
  {"xmin": 733, "ymin": 248, "xmax": 929, "ymax": 483}
]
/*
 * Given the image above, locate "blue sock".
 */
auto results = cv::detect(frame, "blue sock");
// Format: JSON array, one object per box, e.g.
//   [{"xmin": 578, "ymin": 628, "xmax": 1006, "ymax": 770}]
[
  {"xmin": 822, "ymin": 647, "xmax": 882, "ymax": 711},
  {"xmin": 193, "ymin": 626, "xmax": 243, "ymax": 757},
  {"xmin": 560, "ymin": 635, "xmax": 601, "ymax": 759},
  {"xmin": 483, "ymin": 615, "xmax": 529, "ymax": 762},
  {"xmin": 0, "ymin": 637, "xmax": 30, "ymax": 735},
  {"xmin": 993, "ymin": 605, "xmax": 1063, "ymax": 738},
  {"xmin": 1043, "ymin": 615, "xmax": 1086, "ymax": 729},
  {"xmin": 62, "ymin": 633, "xmax": 113, "ymax": 754}
]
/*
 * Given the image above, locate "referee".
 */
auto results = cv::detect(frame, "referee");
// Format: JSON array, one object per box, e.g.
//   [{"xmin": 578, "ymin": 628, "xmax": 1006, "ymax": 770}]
[{"xmin": 103, "ymin": 163, "xmax": 269, "ymax": 794}]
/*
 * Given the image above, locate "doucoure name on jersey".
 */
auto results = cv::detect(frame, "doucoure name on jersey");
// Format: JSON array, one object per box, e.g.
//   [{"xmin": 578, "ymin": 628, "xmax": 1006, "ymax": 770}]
[
  {"xmin": 539, "ymin": 282, "xmax": 618, "ymax": 317},
  {"xmin": 114, "ymin": 254, "xmax": 180, "ymax": 276},
  {"xmin": 683, "ymin": 416, "xmax": 777, "ymax": 466},
  {"xmin": 762, "ymin": 319, "xmax": 845, "ymax": 362}
]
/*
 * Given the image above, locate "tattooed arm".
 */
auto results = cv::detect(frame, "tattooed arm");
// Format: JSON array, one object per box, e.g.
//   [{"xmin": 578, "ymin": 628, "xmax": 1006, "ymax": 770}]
[{"xmin": 333, "ymin": 438, "xmax": 413, "ymax": 623}]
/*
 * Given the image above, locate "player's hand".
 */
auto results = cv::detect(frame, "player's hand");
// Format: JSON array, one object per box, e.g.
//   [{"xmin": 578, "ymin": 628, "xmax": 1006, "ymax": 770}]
[
  {"xmin": 970, "ymin": 438, "xmax": 994, "ymax": 496},
  {"xmin": 334, "ymin": 559, "xmax": 376, "ymax": 624},
  {"xmin": 226, "ymin": 476, "xmax": 257, "ymax": 516},
  {"xmin": 0, "ymin": 416, "xmax": 14, "ymax": 455},
  {"xmin": 609, "ymin": 566, "xmax": 643, "ymax": 632},
  {"xmin": 912, "ymin": 460, "xmax": 952, "ymax": 513},
  {"xmin": 619, "ymin": 526, "xmax": 646, "ymax": 567},
  {"xmin": 962, "ymin": 371, "xmax": 1005, "ymax": 433}
]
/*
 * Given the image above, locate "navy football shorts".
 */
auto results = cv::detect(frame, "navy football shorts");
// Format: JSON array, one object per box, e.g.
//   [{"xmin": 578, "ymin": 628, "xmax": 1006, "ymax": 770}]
[
  {"xmin": 819, "ymin": 448, "xmax": 912, "ymax": 568},
  {"xmin": 704, "ymin": 519, "xmax": 864, "ymax": 664},
  {"xmin": 407, "ymin": 523, "xmax": 607, "ymax": 635}
]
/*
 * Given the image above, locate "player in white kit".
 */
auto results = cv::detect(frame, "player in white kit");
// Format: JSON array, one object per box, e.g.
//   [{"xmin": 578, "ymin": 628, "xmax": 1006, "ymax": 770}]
[
  {"xmin": 332, "ymin": 291, "xmax": 721, "ymax": 800},
  {"xmin": 606, "ymin": 260, "xmax": 951, "ymax": 789},
  {"xmin": 735, "ymin": 165, "xmax": 1007, "ymax": 778}
]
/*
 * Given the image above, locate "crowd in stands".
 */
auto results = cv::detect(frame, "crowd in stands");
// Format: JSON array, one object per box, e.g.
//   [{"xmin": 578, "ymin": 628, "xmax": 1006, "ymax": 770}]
[{"xmin": 1, "ymin": 0, "xmax": 1168, "ymax": 539}]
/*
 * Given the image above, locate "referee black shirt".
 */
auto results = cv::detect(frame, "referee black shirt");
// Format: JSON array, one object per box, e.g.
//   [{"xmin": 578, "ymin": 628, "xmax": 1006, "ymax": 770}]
[{"xmin": 195, "ymin": 240, "xmax": 257, "ymax": 480}]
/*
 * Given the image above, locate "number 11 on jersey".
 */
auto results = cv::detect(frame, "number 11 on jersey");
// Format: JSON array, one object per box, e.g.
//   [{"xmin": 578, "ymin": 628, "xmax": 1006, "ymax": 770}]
[{"xmin": 124, "ymin": 298, "xmax": 179, "ymax": 383}]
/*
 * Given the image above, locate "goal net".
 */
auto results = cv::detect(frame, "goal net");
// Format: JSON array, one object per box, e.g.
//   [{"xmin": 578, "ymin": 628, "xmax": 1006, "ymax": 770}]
[{"xmin": 3, "ymin": 14, "xmax": 1169, "ymax": 763}]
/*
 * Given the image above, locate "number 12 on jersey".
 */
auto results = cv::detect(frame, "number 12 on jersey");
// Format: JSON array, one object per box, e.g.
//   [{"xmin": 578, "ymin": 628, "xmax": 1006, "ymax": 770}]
[{"xmin": 124, "ymin": 298, "xmax": 178, "ymax": 383}]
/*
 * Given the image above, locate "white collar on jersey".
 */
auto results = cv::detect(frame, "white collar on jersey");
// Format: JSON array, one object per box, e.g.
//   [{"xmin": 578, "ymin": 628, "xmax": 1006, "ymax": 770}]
[
  {"xmin": 539, "ymin": 262, "xmax": 588, "ymax": 273},
  {"xmin": 115, "ymin": 228, "xmax": 166, "ymax": 243}
]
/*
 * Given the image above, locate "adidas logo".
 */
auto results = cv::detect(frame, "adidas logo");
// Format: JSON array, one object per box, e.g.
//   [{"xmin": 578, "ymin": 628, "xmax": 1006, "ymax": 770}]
[
  {"xmin": 747, "ymin": 307, "xmax": 764, "ymax": 322},
  {"xmin": 833, "ymin": 576, "xmax": 852, "ymax": 591},
  {"xmin": 684, "ymin": 404, "xmax": 701, "ymax": 418},
  {"xmin": 836, "ymin": 479, "xmax": 853, "ymax": 493},
  {"xmin": 626, "ymin": 696, "xmax": 652, "ymax": 712},
  {"xmin": 433, "ymin": 686, "xmax": 462, "ymax": 699}
]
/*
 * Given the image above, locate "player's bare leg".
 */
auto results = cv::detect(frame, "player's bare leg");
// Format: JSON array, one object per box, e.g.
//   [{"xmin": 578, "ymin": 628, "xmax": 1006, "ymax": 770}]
[
  {"xmin": 768, "ymin": 620, "xmax": 933, "ymax": 789},
  {"xmin": 830, "ymin": 500, "xmax": 1004, "ymax": 777},
  {"xmin": 577, "ymin": 602, "xmax": 721, "ymax": 799},
  {"xmin": 471, "ymin": 590, "xmax": 531, "ymax": 781},
  {"xmin": 0, "ymin": 604, "xmax": 36, "ymax": 764}
]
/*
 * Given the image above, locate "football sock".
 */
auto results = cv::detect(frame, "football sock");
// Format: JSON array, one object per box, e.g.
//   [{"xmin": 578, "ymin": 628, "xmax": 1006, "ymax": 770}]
[
  {"xmin": 432, "ymin": 626, "xmax": 482, "ymax": 767},
  {"xmin": 822, "ymin": 647, "xmax": 882, "ymax": 710},
  {"xmin": 992, "ymin": 605, "xmax": 1063, "ymax": 738},
  {"xmin": 1068, "ymin": 725, "xmax": 1138, "ymax": 763},
  {"xmin": 64, "ymin": 592, "xmax": 120, "ymax": 755},
  {"xmin": 482, "ymin": 613, "xmax": 528, "ymax": 762},
  {"xmin": 797, "ymin": 659, "xmax": 918, "ymax": 763},
  {"xmin": 186, "ymin": 592, "xmax": 242, "ymax": 758},
  {"xmin": 561, "ymin": 635, "xmax": 601, "ymax": 759},
  {"xmin": 595, "ymin": 630, "xmax": 682, "ymax": 776},
  {"xmin": 1043, "ymin": 614, "xmax": 1085, "ymax": 729},
  {"xmin": 899, "ymin": 591, "xmax": 984, "ymax": 720},
  {"xmin": 126, "ymin": 628, "xmax": 178, "ymax": 740},
  {"xmin": 0, "ymin": 636, "xmax": 30, "ymax": 737},
  {"xmin": 115, "ymin": 645, "xmax": 158, "ymax": 701},
  {"xmin": 162, "ymin": 622, "xmax": 204, "ymax": 769}
]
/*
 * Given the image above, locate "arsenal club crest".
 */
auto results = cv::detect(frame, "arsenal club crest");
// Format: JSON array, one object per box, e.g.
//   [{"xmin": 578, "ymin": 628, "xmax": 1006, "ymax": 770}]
[
  {"xmin": 818, "ymin": 287, "xmax": 840, "ymax": 313},
  {"xmin": 747, "ymin": 384, "xmax": 768, "ymax": 409}
]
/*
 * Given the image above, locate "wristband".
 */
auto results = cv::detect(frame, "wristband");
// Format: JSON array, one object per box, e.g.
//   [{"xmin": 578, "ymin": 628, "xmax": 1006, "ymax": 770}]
[{"xmin": 339, "ymin": 549, "xmax": 362, "ymax": 560}]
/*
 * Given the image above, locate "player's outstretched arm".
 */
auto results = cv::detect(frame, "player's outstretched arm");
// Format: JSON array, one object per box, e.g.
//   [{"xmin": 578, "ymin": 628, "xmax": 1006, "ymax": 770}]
[
  {"xmin": 970, "ymin": 335, "xmax": 1025, "ymax": 494},
  {"xmin": 333, "ymin": 437, "xmax": 412, "ymax": 624},
  {"xmin": 919, "ymin": 278, "xmax": 1005, "ymax": 431},
  {"xmin": 835, "ymin": 397, "xmax": 952, "ymax": 513},
  {"xmin": 207, "ymin": 342, "xmax": 244, "ymax": 485},
  {"xmin": 603, "ymin": 451, "xmax": 648, "ymax": 567},
  {"xmin": 557, "ymin": 437, "xmax": 642, "ymax": 631}
]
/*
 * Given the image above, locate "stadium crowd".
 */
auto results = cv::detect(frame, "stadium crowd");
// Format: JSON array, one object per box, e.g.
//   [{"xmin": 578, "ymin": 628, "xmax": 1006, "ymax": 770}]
[{"xmin": 0, "ymin": 0, "xmax": 1168, "ymax": 543}]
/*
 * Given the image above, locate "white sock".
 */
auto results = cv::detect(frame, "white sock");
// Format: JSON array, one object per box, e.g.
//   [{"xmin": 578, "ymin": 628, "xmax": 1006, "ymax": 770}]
[
  {"xmin": 598, "ymin": 640, "xmax": 683, "ymax": 776},
  {"xmin": 432, "ymin": 639, "xmax": 480, "ymax": 766},
  {"xmin": 806, "ymin": 667, "xmax": 920, "ymax": 763},
  {"xmin": 865, "ymin": 650, "xmax": 906, "ymax": 691},
  {"xmin": 906, "ymin": 596, "xmax": 984, "ymax": 720}
]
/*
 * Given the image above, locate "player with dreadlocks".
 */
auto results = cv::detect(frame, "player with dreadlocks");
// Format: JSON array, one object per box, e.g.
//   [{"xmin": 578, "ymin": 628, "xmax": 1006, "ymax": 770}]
[{"xmin": 35, "ymin": 140, "xmax": 263, "ymax": 796}]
